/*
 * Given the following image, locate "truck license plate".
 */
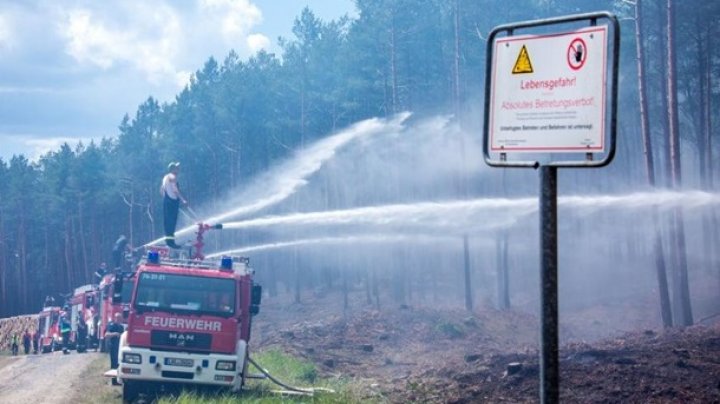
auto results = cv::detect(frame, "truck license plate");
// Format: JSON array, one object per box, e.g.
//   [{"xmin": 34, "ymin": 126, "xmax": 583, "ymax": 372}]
[{"xmin": 165, "ymin": 357, "xmax": 194, "ymax": 367}]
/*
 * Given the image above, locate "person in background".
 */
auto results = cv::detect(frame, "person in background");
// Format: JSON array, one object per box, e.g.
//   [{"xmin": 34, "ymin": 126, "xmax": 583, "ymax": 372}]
[
  {"xmin": 32, "ymin": 330, "xmax": 39, "ymax": 354},
  {"xmin": 22, "ymin": 330, "xmax": 31, "ymax": 355},
  {"xmin": 59, "ymin": 314, "xmax": 71, "ymax": 354},
  {"xmin": 112, "ymin": 236, "xmax": 129, "ymax": 271},
  {"xmin": 76, "ymin": 319, "xmax": 88, "ymax": 353},
  {"xmin": 160, "ymin": 162, "xmax": 188, "ymax": 249},
  {"xmin": 105, "ymin": 312, "xmax": 125, "ymax": 386},
  {"xmin": 94, "ymin": 262, "xmax": 108, "ymax": 280},
  {"xmin": 11, "ymin": 334, "xmax": 19, "ymax": 356}
]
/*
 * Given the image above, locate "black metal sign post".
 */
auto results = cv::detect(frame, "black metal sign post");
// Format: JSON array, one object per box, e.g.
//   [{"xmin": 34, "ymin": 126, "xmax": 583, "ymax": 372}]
[
  {"xmin": 482, "ymin": 12, "xmax": 619, "ymax": 404},
  {"xmin": 540, "ymin": 164, "xmax": 558, "ymax": 402}
]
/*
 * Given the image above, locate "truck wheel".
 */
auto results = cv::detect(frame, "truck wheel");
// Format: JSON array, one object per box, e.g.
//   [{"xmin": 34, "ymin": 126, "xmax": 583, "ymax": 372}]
[{"xmin": 122, "ymin": 381, "xmax": 139, "ymax": 404}]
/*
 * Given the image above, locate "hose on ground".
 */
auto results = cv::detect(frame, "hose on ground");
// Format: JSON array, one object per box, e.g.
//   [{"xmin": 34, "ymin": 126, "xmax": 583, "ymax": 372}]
[{"xmin": 247, "ymin": 356, "xmax": 335, "ymax": 396}]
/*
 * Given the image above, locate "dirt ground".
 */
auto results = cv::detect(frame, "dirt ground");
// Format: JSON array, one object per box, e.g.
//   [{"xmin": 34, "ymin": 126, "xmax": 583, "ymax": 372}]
[
  {"xmin": 1, "ymin": 289, "xmax": 718, "ymax": 403},
  {"xmin": 0, "ymin": 350, "xmax": 101, "ymax": 404},
  {"xmin": 254, "ymin": 291, "xmax": 720, "ymax": 403}
]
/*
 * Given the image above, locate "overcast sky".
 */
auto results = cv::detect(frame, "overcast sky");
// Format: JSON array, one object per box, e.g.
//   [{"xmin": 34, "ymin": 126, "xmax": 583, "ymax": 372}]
[{"xmin": 0, "ymin": 0, "xmax": 355, "ymax": 161}]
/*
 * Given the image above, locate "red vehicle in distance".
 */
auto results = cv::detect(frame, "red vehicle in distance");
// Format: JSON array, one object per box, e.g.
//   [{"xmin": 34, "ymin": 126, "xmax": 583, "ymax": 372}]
[
  {"xmin": 97, "ymin": 270, "xmax": 136, "ymax": 351},
  {"xmin": 37, "ymin": 306, "xmax": 62, "ymax": 353}
]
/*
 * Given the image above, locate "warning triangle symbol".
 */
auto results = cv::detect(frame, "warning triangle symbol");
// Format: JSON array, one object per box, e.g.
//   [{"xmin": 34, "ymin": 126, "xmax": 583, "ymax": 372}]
[{"xmin": 512, "ymin": 45, "xmax": 534, "ymax": 74}]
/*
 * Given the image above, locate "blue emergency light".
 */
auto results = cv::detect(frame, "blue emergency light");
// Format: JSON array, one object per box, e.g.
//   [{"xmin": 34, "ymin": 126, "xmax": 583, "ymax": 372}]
[
  {"xmin": 147, "ymin": 250, "xmax": 160, "ymax": 264},
  {"xmin": 220, "ymin": 256, "xmax": 233, "ymax": 270}
]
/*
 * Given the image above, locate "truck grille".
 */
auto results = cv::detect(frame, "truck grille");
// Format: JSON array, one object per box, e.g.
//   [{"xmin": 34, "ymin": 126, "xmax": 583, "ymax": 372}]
[
  {"xmin": 151, "ymin": 330, "xmax": 212, "ymax": 351},
  {"xmin": 161, "ymin": 370, "xmax": 194, "ymax": 380}
]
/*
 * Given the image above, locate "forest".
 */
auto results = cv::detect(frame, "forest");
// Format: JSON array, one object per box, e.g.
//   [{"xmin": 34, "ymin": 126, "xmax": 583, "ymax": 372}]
[{"xmin": 0, "ymin": 0, "xmax": 718, "ymax": 329}]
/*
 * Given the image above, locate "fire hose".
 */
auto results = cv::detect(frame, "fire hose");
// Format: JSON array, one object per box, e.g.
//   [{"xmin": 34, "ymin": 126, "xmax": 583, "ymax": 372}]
[{"xmin": 247, "ymin": 355, "xmax": 335, "ymax": 396}]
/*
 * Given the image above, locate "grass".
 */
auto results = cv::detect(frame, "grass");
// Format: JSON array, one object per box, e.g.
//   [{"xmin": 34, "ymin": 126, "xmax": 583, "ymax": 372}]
[
  {"xmin": 72, "ymin": 354, "xmax": 121, "ymax": 404},
  {"xmin": 435, "ymin": 321, "xmax": 466, "ymax": 339},
  {"xmin": 157, "ymin": 349, "xmax": 380, "ymax": 404}
]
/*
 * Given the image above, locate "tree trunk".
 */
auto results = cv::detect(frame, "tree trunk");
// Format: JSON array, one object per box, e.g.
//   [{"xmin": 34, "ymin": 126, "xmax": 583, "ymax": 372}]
[
  {"xmin": 496, "ymin": 231, "xmax": 511, "ymax": 310},
  {"xmin": 666, "ymin": 0, "xmax": 693, "ymax": 326},
  {"xmin": 372, "ymin": 268, "xmax": 380, "ymax": 309},
  {"xmin": 78, "ymin": 199, "xmax": 89, "ymax": 282},
  {"xmin": 19, "ymin": 217, "xmax": 28, "ymax": 312},
  {"xmin": 635, "ymin": 0, "xmax": 672, "ymax": 328},
  {"xmin": 294, "ymin": 248, "xmax": 301, "ymax": 303},
  {"xmin": 463, "ymin": 235, "xmax": 473, "ymax": 311}
]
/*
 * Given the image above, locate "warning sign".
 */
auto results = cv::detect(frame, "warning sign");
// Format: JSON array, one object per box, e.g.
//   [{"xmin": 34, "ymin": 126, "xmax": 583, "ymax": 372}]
[
  {"xmin": 488, "ymin": 25, "xmax": 608, "ymax": 153},
  {"xmin": 567, "ymin": 37, "xmax": 587, "ymax": 70},
  {"xmin": 512, "ymin": 45, "xmax": 534, "ymax": 74}
]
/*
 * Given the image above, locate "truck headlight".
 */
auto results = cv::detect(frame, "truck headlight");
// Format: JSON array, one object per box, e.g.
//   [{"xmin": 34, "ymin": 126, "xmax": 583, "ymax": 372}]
[
  {"xmin": 216, "ymin": 360, "xmax": 236, "ymax": 371},
  {"xmin": 123, "ymin": 353, "xmax": 142, "ymax": 364}
]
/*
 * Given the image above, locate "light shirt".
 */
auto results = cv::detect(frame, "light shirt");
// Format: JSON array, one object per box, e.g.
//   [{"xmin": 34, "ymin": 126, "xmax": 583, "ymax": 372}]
[{"xmin": 161, "ymin": 173, "xmax": 180, "ymax": 200}]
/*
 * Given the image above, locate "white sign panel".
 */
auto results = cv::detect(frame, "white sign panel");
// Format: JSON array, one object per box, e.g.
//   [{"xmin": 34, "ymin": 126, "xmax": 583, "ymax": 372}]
[{"xmin": 489, "ymin": 26, "xmax": 608, "ymax": 153}]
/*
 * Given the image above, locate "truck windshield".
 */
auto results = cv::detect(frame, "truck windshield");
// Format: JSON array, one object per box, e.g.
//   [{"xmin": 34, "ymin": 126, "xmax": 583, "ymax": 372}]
[
  {"xmin": 134, "ymin": 272, "xmax": 235, "ymax": 317},
  {"xmin": 121, "ymin": 279, "xmax": 134, "ymax": 303}
]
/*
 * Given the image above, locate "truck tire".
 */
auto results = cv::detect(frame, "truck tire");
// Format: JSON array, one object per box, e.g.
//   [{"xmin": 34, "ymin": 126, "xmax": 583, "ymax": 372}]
[{"xmin": 122, "ymin": 381, "xmax": 139, "ymax": 404}]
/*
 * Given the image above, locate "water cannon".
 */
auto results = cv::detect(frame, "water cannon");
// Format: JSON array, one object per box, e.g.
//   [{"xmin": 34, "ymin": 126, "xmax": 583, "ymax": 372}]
[{"xmin": 192, "ymin": 222, "xmax": 224, "ymax": 260}]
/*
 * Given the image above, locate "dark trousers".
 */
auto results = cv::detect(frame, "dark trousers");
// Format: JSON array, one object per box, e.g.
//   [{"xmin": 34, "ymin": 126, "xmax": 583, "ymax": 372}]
[
  {"xmin": 109, "ymin": 341, "xmax": 120, "ymax": 384},
  {"xmin": 163, "ymin": 195, "xmax": 180, "ymax": 243},
  {"xmin": 62, "ymin": 332, "xmax": 70, "ymax": 352},
  {"xmin": 23, "ymin": 342, "xmax": 30, "ymax": 354},
  {"xmin": 77, "ymin": 331, "xmax": 87, "ymax": 352},
  {"xmin": 109, "ymin": 342, "xmax": 119, "ymax": 369}
]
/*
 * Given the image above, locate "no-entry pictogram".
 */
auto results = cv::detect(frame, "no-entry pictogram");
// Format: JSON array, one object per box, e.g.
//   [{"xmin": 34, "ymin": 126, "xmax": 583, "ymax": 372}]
[{"xmin": 567, "ymin": 37, "xmax": 587, "ymax": 70}]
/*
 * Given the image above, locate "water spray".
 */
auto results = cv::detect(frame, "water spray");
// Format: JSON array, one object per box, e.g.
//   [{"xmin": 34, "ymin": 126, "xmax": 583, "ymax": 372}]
[{"xmin": 142, "ymin": 113, "xmax": 411, "ymax": 249}]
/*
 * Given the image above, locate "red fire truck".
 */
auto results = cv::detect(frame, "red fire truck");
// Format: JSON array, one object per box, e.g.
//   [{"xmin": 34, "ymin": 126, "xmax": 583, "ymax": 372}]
[
  {"xmin": 67, "ymin": 284, "xmax": 100, "ymax": 351},
  {"xmin": 117, "ymin": 250, "xmax": 261, "ymax": 402},
  {"xmin": 37, "ymin": 306, "xmax": 62, "ymax": 353},
  {"xmin": 97, "ymin": 270, "xmax": 136, "ymax": 351}
]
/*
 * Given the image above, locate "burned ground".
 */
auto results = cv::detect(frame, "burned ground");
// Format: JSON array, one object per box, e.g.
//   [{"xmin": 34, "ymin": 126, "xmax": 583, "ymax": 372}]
[{"xmin": 254, "ymin": 292, "xmax": 720, "ymax": 403}]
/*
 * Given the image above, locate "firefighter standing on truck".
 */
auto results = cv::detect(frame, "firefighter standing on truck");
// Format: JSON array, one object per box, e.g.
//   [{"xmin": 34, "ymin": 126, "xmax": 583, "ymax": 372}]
[
  {"xmin": 160, "ymin": 162, "xmax": 188, "ymax": 249},
  {"xmin": 105, "ymin": 312, "xmax": 125, "ymax": 386}
]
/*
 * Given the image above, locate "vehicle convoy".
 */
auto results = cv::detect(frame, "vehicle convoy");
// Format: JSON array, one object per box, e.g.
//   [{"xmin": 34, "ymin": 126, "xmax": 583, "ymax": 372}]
[
  {"xmin": 37, "ymin": 306, "xmax": 62, "ymax": 353},
  {"xmin": 117, "ymin": 247, "xmax": 262, "ymax": 402}
]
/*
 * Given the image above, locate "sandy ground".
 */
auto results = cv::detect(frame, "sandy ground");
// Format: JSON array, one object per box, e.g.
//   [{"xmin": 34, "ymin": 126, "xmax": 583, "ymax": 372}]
[{"xmin": 0, "ymin": 351, "xmax": 101, "ymax": 404}]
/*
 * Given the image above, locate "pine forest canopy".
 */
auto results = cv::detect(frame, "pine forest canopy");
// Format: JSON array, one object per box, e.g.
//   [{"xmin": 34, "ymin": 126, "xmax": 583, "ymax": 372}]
[{"xmin": 0, "ymin": 0, "xmax": 718, "ymax": 321}]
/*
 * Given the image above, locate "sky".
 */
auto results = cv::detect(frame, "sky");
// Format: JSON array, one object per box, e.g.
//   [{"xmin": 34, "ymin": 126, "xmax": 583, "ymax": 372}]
[{"xmin": 0, "ymin": 0, "xmax": 355, "ymax": 162}]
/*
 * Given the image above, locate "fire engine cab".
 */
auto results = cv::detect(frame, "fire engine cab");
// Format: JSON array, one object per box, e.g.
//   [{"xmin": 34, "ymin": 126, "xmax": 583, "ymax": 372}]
[
  {"xmin": 98, "ymin": 270, "xmax": 136, "ymax": 351},
  {"xmin": 118, "ymin": 251, "xmax": 261, "ymax": 402},
  {"xmin": 67, "ymin": 284, "xmax": 99, "ymax": 351},
  {"xmin": 38, "ymin": 306, "xmax": 62, "ymax": 353}
]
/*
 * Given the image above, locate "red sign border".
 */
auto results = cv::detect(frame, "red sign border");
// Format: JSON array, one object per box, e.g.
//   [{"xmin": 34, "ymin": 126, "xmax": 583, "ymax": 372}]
[
  {"xmin": 489, "ymin": 26, "xmax": 608, "ymax": 153},
  {"xmin": 567, "ymin": 37, "xmax": 588, "ymax": 71}
]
